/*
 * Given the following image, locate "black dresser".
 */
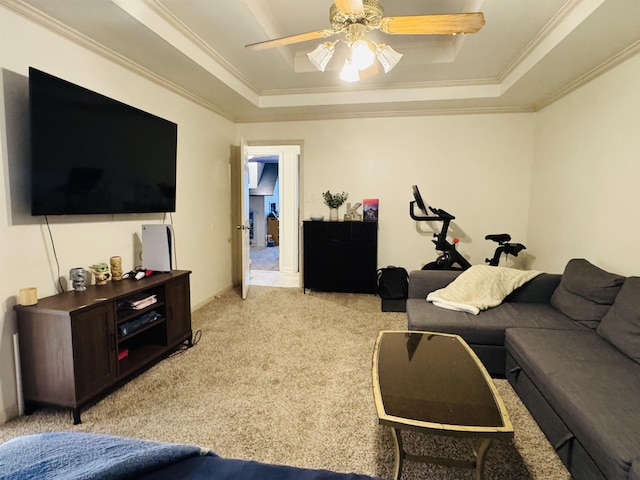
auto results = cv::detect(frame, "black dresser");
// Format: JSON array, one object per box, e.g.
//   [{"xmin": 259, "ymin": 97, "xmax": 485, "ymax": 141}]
[{"xmin": 303, "ymin": 220, "xmax": 378, "ymax": 293}]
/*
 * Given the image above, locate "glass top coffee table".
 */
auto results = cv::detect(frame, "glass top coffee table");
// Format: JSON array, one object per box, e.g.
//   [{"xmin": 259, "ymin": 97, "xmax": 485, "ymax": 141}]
[{"xmin": 372, "ymin": 330, "xmax": 513, "ymax": 480}]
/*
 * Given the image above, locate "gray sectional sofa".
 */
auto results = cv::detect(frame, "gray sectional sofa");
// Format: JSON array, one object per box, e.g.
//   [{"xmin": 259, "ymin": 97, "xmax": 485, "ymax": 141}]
[{"xmin": 406, "ymin": 259, "xmax": 640, "ymax": 480}]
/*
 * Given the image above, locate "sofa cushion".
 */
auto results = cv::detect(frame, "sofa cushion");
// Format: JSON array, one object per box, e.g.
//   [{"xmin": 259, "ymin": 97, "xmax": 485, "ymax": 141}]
[
  {"xmin": 550, "ymin": 259, "xmax": 625, "ymax": 326},
  {"xmin": 407, "ymin": 300, "xmax": 582, "ymax": 346},
  {"xmin": 597, "ymin": 277, "xmax": 640, "ymax": 363},
  {"xmin": 506, "ymin": 328, "xmax": 640, "ymax": 480},
  {"xmin": 504, "ymin": 273, "xmax": 561, "ymax": 303}
]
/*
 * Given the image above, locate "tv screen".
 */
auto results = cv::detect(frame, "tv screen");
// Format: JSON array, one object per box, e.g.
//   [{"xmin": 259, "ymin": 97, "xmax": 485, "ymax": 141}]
[{"xmin": 29, "ymin": 67, "xmax": 177, "ymax": 215}]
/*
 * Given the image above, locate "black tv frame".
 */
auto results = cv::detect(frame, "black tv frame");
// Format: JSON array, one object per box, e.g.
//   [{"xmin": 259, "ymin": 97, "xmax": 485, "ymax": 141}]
[{"xmin": 29, "ymin": 67, "xmax": 178, "ymax": 216}]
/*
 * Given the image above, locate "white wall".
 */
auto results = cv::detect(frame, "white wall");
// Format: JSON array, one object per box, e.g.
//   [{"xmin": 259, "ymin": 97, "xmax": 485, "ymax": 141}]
[
  {"xmin": 528, "ymin": 51, "xmax": 640, "ymax": 276},
  {"xmin": 239, "ymin": 114, "xmax": 536, "ymax": 272},
  {"xmin": 0, "ymin": 6, "xmax": 236, "ymax": 423}
]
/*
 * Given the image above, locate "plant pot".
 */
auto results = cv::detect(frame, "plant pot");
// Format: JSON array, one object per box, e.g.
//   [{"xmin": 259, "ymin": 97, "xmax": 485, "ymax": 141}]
[{"xmin": 329, "ymin": 207, "xmax": 339, "ymax": 221}]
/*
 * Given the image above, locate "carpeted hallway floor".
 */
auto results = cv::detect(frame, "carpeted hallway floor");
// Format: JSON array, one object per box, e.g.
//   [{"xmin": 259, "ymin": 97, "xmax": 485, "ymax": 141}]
[
  {"xmin": 0, "ymin": 286, "xmax": 569, "ymax": 479},
  {"xmin": 251, "ymin": 245, "xmax": 279, "ymax": 271}
]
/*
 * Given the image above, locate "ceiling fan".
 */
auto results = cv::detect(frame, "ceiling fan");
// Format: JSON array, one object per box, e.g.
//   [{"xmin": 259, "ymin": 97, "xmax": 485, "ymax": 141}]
[{"xmin": 245, "ymin": 0, "xmax": 485, "ymax": 82}]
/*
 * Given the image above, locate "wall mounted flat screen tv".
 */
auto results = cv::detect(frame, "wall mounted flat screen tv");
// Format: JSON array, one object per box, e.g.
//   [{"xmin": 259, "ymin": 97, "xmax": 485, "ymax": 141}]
[{"xmin": 29, "ymin": 67, "xmax": 177, "ymax": 215}]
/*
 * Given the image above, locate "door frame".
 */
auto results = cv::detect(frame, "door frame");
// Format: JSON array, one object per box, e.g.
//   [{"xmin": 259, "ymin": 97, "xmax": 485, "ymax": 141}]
[
  {"xmin": 240, "ymin": 139, "xmax": 250, "ymax": 298},
  {"xmin": 246, "ymin": 142, "xmax": 302, "ymax": 278}
]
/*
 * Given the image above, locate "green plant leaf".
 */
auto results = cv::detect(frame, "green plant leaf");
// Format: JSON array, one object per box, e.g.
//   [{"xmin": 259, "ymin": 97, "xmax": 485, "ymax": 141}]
[{"xmin": 322, "ymin": 191, "xmax": 348, "ymax": 208}]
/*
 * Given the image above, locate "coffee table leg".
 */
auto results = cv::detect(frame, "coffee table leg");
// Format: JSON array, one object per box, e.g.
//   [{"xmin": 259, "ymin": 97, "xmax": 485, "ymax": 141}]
[
  {"xmin": 390, "ymin": 427, "xmax": 404, "ymax": 480},
  {"xmin": 473, "ymin": 438, "xmax": 493, "ymax": 480}
]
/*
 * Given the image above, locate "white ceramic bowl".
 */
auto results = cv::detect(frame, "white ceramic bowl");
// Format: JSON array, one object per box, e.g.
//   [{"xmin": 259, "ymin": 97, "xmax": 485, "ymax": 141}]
[{"xmin": 310, "ymin": 216, "xmax": 324, "ymax": 221}]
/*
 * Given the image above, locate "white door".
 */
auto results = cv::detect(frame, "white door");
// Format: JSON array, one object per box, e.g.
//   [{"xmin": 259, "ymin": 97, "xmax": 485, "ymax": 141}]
[{"xmin": 238, "ymin": 139, "xmax": 251, "ymax": 299}]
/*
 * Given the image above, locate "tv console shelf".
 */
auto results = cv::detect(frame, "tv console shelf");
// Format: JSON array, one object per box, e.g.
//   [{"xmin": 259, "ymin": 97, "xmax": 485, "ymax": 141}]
[{"xmin": 16, "ymin": 270, "xmax": 192, "ymax": 424}]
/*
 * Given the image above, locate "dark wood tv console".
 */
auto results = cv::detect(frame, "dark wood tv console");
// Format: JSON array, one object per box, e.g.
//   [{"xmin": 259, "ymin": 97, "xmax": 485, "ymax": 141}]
[{"xmin": 15, "ymin": 270, "xmax": 192, "ymax": 424}]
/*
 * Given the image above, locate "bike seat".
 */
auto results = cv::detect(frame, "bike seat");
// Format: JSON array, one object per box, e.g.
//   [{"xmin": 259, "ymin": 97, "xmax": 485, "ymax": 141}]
[
  {"xmin": 485, "ymin": 233, "xmax": 511, "ymax": 243},
  {"xmin": 504, "ymin": 243, "xmax": 526, "ymax": 254}
]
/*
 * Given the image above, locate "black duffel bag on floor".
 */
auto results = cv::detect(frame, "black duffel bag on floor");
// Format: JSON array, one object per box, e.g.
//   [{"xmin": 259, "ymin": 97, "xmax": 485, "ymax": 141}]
[{"xmin": 376, "ymin": 266, "xmax": 409, "ymax": 312}]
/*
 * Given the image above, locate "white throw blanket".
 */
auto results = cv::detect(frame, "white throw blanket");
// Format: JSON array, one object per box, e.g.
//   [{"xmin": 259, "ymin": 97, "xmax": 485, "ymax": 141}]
[{"xmin": 426, "ymin": 265, "xmax": 543, "ymax": 315}]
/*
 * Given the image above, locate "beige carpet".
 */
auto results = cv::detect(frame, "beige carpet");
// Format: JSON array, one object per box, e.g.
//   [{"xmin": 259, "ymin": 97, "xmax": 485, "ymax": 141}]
[{"xmin": 0, "ymin": 286, "xmax": 570, "ymax": 479}]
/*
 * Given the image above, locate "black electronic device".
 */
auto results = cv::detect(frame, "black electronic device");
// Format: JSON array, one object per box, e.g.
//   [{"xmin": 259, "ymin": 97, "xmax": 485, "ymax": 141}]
[
  {"xmin": 411, "ymin": 185, "xmax": 428, "ymax": 215},
  {"xmin": 29, "ymin": 67, "xmax": 177, "ymax": 216}
]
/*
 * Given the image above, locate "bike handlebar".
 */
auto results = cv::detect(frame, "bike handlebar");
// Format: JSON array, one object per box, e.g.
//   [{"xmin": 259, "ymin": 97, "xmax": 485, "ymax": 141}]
[{"xmin": 410, "ymin": 201, "xmax": 455, "ymax": 222}]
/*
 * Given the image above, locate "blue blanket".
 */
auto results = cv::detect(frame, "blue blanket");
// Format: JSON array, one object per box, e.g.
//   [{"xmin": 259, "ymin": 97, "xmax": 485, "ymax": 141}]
[{"xmin": 0, "ymin": 431, "xmax": 211, "ymax": 480}]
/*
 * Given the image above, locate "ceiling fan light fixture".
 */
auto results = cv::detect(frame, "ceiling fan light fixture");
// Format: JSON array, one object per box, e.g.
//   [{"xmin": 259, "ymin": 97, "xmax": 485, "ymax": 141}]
[
  {"xmin": 350, "ymin": 39, "xmax": 375, "ymax": 71},
  {"xmin": 339, "ymin": 58, "xmax": 360, "ymax": 82},
  {"xmin": 307, "ymin": 42, "xmax": 336, "ymax": 72},
  {"xmin": 376, "ymin": 44, "xmax": 403, "ymax": 73},
  {"xmin": 248, "ymin": 1, "xmax": 486, "ymax": 83}
]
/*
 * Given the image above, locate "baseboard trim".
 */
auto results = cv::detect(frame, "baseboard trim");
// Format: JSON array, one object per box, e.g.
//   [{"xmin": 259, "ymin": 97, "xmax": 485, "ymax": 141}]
[
  {"xmin": 0, "ymin": 402, "xmax": 19, "ymax": 425},
  {"xmin": 191, "ymin": 285, "xmax": 236, "ymax": 312}
]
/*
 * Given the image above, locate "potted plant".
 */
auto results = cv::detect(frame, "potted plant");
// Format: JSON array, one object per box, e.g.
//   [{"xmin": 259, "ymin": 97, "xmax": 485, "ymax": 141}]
[{"xmin": 322, "ymin": 191, "xmax": 348, "ymax": 221}]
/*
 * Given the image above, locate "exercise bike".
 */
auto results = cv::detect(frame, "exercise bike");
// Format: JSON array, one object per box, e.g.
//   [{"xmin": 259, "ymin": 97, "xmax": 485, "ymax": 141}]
[{"xmin": 410, "ymin": 185, "xmax": 526, "ymax": 270}]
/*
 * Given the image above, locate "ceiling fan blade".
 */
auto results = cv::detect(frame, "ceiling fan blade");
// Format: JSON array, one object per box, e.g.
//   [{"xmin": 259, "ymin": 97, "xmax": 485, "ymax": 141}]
[
  {"xmin": 333, "ymin": 0, "xmax": 365, "ymax": 16},
  {"xmin": 380, "ymin": 12, "xmax": 485, "ymax": 35},
  {"xmin": 246, "ymin": 30, "xmax": 336, "ymax": 51}
]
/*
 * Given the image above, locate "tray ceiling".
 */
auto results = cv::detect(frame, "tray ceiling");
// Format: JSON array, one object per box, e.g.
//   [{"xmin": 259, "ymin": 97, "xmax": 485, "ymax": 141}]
[{"xmin": 4, "ymin": 0, "xmax": 640, "ymax": 122}]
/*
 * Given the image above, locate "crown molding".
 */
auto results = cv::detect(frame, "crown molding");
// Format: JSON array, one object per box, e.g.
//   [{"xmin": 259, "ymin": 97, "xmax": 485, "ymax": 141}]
[
  {"xmin": 260, "ymin": 76, "xmax": 498, "ymax": 97},
  {"xmin": 0, "ymin": 0, "xmax": 236, "ymax": 121},
  {"xmin": 113, "ymin": 0, "xmax": 259, "ymax": 105},
  {"xmin": 236, "ymin": 105, "xmax": 535, "ymax": 124},
  {"xmin": 499, "ymin": 0, "xmax": 606, "ymax": 96},
  {"xmin": 497, "ymin": 0, "xmax": 583, "ymax": 83},
  {"xmin": 258, "ymin": 78, "xmax": 503, "ymax": 110},
  {"xmin": 535, "ymin": 39, "xmax": 640, "ymax": 111},
  {"xmin": 147, "ymin": 0, "xmax": 255, "ymax": 90}
]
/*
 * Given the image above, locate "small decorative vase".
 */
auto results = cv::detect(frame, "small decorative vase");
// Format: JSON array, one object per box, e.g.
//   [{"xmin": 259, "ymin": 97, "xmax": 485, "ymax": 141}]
[
  {"xmin": 330, "ymin": 207, "xmax": 339, "ymax": 221},
  {"xmin": 110, "ymin": 256, "xmax": 123, "ymax": 281}
]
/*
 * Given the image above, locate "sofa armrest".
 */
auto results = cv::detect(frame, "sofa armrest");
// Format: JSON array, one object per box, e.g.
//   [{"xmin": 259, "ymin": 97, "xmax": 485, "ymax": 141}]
[
  {"xmin": 504, "ymin": 273, "xmax": 562, "ymax": 303},
  {"xmin": 408, "ymin": 270, "xmax": 461, "ymax": 299}
]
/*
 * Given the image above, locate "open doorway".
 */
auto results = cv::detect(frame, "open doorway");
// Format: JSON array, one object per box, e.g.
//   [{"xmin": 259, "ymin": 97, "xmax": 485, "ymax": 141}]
[
  {"xmin": 246, "ymin": 144, "xmax": 300, "ymax": 287},
  {"xmin": 248, "ymin": 157, "xmax": 279, "ymax": 270}
]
